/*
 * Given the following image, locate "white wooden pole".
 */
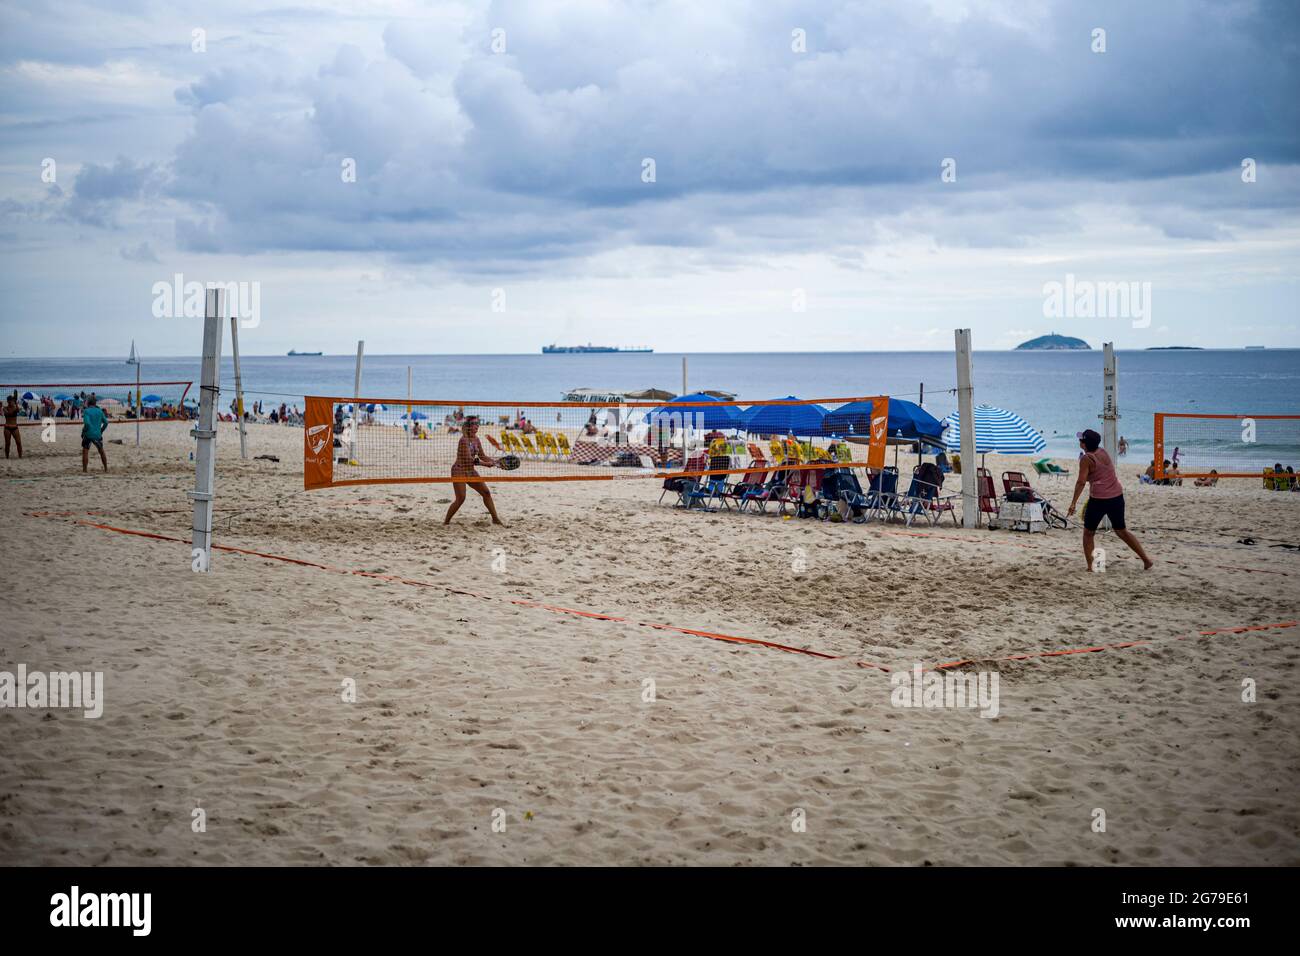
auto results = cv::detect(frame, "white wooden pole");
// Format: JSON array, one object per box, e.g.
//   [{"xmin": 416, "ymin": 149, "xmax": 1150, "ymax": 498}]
[
  {"xmin": 1102, "ymin": 342, "xmax": 1119, "ymax": 460},
  {"xmin": 190, "ymin": 288, "xmax": 224, "ymax": 573},
  {"xmin": 135, "ymin": 360, "xmax": 141, "ymax": 447},
  {"xmin": 955, "ymin": 329, "xmax": 978, "ymax": 528},
  {"xmin": 230, "ymin": 315, "xmax": 248, "ymax": 459},
  {"xmin": 406, "ymin": 365, "xmax": 412, "ymax": 444},
  {"xmin": 351, "ymin": 340, "xmax": 364, "ymax": 462}
]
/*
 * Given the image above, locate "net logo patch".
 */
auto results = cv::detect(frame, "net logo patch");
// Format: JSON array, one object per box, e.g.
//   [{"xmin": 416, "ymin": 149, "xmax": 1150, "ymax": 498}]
[{"xmin": 306, "ymin": 422, "xmax": 332, "ymax": 457}]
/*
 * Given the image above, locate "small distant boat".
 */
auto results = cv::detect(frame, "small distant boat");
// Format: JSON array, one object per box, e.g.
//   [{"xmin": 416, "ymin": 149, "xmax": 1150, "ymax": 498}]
[
  {"xmin": 287, "ymin": 350, "xmax": 324, "ymax": 356},
  {"xmin": 1245, "ymin": 345, "xmax": 1266, "ymax": 350},
  {"xmin": 543, "ymin": 343, "xmax": 653, "ymax": 354}
]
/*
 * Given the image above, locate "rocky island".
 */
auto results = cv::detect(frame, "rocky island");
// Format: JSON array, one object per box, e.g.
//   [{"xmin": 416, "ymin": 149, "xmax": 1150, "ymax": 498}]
[{"xmin": 1015, "ymin": 333, "xmax": 1091, "ymax": 350}]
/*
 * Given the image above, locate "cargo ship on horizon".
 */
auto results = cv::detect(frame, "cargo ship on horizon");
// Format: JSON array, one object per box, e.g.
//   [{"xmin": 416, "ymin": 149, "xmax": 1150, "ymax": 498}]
[{"xmin": 542, "ymin": 343, "xmax": 653, "ymax": 354}]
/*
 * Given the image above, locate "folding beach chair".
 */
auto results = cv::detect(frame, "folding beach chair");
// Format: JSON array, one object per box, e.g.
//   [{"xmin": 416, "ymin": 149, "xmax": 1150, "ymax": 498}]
[
  {"xmin": 901, "ymin": 469, "xmax": 959, "ymax": 526},
  {"xmin": 720, "ymin": 467, "xmax": 769, "ymax": 510},
  {"xmin": 768, "ymin": 439, "xmax": 786, "ymax": 464},
  {"xmin": 747, "ymin": 443, "xmax": 768, "ymax": 466},
  {"xmin": 738, "ymin": 470, "xmax": 788, "ymax": 514},
  {"xmin": 1035, "ymin": 458, "xmax": 1070, "ymax": 479},
  {"xmin": 816, "ymin": 468, "xmax": 870, "ymax": 522},
  {"xmin": 776, "ymin": 469, "xmax": 808, "ymax": 516},
  {"xmin": 976, "ymin": 468, "xmax": 999, "ymax": 526},
  {"xmin": 682, "ymin": 473, "xmax": 732, "ymax": 510},
  {"xmin": 658, "ymin": 452, "xmax": 709, "ymax": 506},
  {"xmin": 865, "ymin": 467, "xmax": 901, "ymax": 522},
  {"xmin": 520, "ymin": 434, "xmax": 540, "ymax": 459},
  {"xmin": 485, "ymin": 434, "xmax": 505, "ymax": 453},
  {"xmin": 1002, "ymin": 471, "xmax": 1031, "ymax": 496},
  {"xmin": 556, "ymin": 434, "xmax": 573, "ymax": 459}
]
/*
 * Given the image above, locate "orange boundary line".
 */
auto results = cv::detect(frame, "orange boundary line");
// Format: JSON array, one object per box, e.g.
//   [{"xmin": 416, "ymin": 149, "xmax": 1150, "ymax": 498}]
[
  {"xmin": 23, "ymin": 512, "xmax": 1298, "ymax": 674},
  {"xmin": 57, "ymin": 516, "xmax": 863, "ymax": 667}
]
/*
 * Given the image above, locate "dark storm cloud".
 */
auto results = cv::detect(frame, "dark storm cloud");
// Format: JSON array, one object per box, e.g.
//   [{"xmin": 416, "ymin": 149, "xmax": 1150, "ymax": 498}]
[{"xmin": 5, "ymin": 0, "xmax": 1298, "ymax": 266}]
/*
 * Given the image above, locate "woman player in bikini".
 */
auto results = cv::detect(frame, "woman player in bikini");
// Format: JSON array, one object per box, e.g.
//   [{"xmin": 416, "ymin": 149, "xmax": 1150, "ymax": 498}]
[{"xmin": 444, "ymin": 416, "xmax": 505, "ymax": 525}]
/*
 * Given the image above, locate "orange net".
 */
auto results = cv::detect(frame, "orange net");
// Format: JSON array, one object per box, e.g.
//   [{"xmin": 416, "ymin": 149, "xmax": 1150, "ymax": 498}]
[
  {"xmin": 1153, "ymin": 413, "xmax": 1300, "ymax": 480},
  {"xmin": 303, "ymin": 394, "xmax": 890, "ymax": 489}
]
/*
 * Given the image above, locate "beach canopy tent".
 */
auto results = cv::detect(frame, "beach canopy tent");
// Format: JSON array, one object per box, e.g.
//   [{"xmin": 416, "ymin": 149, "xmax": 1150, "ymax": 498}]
[
  {"xmin": 142, "ymin": 394, "xmax": 163, "ymax": 403},
  {"xmin": 942, "ymin": 404, "xmax": 1046, "ymax": 455},
  {"xmin": 741, "ymin": 396, "xmax": 829, "ymax": 437},
  {"xmin": 823, "ymin": 398, "xmax": 945, "ymax": 445},
  {"xmin": 642, "ymin": 393, "xmax": 741, "ymax": 430},
  {"xmin": 625, "ymin": 387, "xmax": 676, "ymax": 402}
]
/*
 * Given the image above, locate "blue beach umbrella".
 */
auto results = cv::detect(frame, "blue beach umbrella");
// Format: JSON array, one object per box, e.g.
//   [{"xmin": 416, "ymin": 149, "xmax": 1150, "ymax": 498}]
[
  {"xmin": 741, "ymin": 396, "xmax": 829, "ymax": 437},
  {"xmin": 942, "ymin": 404, "xmax": 1045, "ymax": 455},
  {"xmin": 20, "ymin": 391, "xmax": 38, "ymax": 400},
  {"xmin": 53, "ymin": 393, "xmax": 71, "ymax": 401},
  {"xmin": 142, "ymin": 394, "xmax": 163, "ymax": 403},
  {"xmin": 643, "ymin": 393, "xmax": 741, "ymax": 430},
  {"xmin": 823, "ymin": 398, "xmax": 945, "ymax": 445},
  {"xmin": 403, "ymin": 411, "xmax": 429, "ymax": 420}
]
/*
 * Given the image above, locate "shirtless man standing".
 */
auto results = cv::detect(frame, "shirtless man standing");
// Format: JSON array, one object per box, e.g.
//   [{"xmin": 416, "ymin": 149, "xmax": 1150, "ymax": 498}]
[{"xmin": 3, "ymin": 391, "xmax": 21, "ymax": 459}]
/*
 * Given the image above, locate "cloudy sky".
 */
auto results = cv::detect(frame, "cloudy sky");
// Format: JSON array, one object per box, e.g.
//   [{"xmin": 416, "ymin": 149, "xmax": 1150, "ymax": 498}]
[{"xmin": 2, "ymin": 0, "xmax": 1297, "ymax": 356}]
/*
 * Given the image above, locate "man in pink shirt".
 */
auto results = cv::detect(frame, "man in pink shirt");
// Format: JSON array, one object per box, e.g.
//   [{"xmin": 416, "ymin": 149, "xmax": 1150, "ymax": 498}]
[{"xmin": 1067, "ymin": 429, "xmax": 1154, "ymax": 572}]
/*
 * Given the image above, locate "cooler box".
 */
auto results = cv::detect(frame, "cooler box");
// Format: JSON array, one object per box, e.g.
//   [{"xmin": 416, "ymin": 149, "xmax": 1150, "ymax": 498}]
[{"xmin": 991, "ymin": 500, "xmax": 1047, "ymax": 533}]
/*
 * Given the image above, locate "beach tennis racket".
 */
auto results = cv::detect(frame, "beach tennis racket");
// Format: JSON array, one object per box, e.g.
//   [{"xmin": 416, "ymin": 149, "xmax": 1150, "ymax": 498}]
[{"xmin": 498, "ymin": 454, "xmax": 521, "ymax": 471}]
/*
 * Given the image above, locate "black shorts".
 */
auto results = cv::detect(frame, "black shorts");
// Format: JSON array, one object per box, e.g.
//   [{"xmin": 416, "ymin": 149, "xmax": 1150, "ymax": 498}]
[
  {"xmin": 1084, "ymin": 494, "xmax": 1126, "ymax": 531},
  {"xmin": 81, "ymin": 436, "xmax": 104, "ymax": 451}
]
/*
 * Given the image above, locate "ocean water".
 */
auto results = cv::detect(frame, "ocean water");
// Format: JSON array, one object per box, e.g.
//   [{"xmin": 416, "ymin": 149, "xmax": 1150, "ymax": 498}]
[{"xmin": 4, "ymin": 349, "xmax": 1298, "ymax": 464}]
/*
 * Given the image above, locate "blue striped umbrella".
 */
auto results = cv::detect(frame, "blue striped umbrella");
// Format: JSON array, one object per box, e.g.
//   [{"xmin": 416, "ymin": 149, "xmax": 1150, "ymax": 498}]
[{"xmin": 942, "ymin": 404, "xmax": 1045, "ymax": 454}]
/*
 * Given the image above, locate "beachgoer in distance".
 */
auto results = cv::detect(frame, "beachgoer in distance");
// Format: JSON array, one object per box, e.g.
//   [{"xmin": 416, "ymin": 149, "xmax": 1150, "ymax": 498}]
[
  {"xmin": 4, "ymin": 391, "xmax": 22, "ymax": 459},
  {"xmin": 81, "ymin": 394, "xmax": 109, "ymax": 473},
  {"xmin": 1118, "ymin": 436, "xmax": 1128, "ymax": 456},
  {"xmin": 444, "ymin": 416, "xmax": 504, "ymax": 525},
  {"xmin": 1067, "ymin": 429, "xmax": 1153, "ymax": 571}
]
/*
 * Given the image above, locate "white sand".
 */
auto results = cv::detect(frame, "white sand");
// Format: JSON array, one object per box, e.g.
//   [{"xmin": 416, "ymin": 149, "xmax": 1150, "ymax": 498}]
[{"xmin": 2, "ymin": 420, "xmax": 1298, "ymax": 865}]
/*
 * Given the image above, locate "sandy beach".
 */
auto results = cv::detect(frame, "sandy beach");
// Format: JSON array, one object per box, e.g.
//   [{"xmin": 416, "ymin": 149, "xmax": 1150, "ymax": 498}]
[{"xmin": 1, "ymin": 419, "xmax": 1297, "ymax": 866}]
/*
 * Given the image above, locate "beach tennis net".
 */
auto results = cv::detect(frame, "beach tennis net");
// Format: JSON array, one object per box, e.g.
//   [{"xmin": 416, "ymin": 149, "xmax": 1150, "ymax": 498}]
[
  {"xmin": 1, "ymin": 381, "xmax": 193, "ymax": 427},
  {"xmin": 304, "ymin": 394, "xmax": 891, "ymax": 488},
  {"xmin": 1154, "ymin": 412, "xmax": 1300, "ymax": 478}
]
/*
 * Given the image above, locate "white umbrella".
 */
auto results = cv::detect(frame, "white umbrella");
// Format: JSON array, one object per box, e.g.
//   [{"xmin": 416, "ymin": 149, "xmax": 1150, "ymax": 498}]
[{"xmin": 942, "ymin": 404, "xmax": 1045, "ymax": 468}]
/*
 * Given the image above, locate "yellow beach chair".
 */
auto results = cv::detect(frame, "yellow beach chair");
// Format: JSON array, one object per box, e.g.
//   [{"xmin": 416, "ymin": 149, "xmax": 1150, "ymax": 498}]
[
  {"xmin": 769, "ymin": 439, "xmax": 786, "ymax": 464},
  {"xmin": 520, "ymin": 434, "xmax": 540, "ymax": 459},
  {"xmin": 556, "ymin": 434, "xmax": 572, "ymax": 459}
]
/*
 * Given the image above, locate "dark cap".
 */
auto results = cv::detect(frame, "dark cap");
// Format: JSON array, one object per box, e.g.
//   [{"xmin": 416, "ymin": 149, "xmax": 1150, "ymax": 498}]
[{"xmin": 1076, "ymin": 428, "xmax": 1101, "ymax": 451}]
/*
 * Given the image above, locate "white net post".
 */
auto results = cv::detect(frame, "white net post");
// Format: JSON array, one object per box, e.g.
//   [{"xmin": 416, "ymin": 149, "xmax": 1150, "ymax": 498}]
[
  {"xmin": 189, "ymin": 288, "xmax": 224, "ymax": 572},
  {"xmin": 351, "ymin": 340, "xmax": 364, "ymax": 463},
  {"xmin": 1102, "ymin": 342, "xmax": 1119, "ymax": 460},
  {"xmin": 955, "ymin": 328, "xmax": 978, "ymax": 528}
]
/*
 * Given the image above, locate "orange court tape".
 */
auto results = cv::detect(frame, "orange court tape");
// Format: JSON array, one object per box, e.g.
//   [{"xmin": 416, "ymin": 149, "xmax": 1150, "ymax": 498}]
[{"xmin": 24, "ymin": 512, "xmax": 1297, "ymax": 675}]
